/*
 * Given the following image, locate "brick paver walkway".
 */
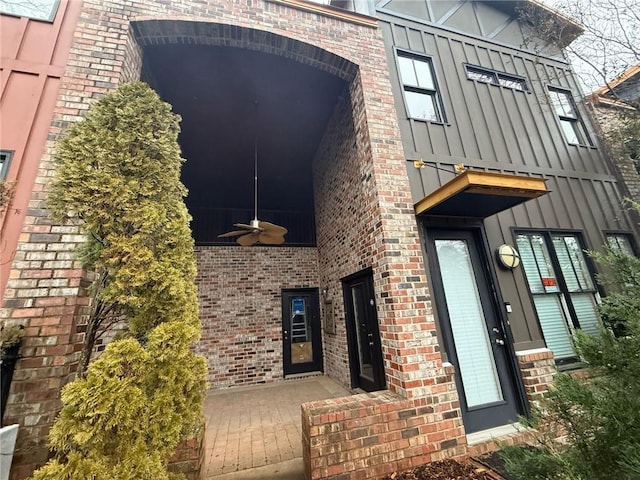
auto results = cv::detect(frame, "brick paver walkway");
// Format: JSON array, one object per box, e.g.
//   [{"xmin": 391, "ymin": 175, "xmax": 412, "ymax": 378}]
[{"xmin": 203, "ymin": 375, "xmax": 350, "ymax": 478}]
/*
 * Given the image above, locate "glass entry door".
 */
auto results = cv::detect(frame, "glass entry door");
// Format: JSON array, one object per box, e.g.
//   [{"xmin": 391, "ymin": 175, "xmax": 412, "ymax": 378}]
[
  {"xmin": 427, "ymin": 229, "xmax": 521, "ymax": 433},
  {"xmin": 282, "ymin": 289, "xmax": 323, "ymax": 376}
]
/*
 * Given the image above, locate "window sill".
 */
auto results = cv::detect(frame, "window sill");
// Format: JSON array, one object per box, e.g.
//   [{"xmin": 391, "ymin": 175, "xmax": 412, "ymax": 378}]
[
  {"xmin": 556, "ymin": 359, "xmax": 586, "ymax": 372},
  {"xmin": 408, "ymin": 117, "xmax": 450, "ymax": 126}
]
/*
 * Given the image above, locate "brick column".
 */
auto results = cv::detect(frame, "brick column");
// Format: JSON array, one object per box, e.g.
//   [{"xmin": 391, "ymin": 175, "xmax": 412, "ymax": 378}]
[{"xmin": 516, "ymin": 348, "xmax": 557, "ymax": 409}]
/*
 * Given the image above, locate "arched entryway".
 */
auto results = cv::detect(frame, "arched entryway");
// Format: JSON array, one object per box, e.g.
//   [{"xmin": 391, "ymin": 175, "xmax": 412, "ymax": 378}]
[{"xmin": 131, "ymin": 20, "xmax": 365, "ymax": 390}]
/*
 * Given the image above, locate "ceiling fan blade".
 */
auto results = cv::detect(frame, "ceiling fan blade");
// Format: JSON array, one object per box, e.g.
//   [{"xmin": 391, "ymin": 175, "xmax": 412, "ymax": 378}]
[
  {"xmin": 233, "ymin": 223, "xmax": 263, "ymax": 232},
  {"xmin": 218, "ymin": 230, "xmax": 251, "ymax": 238},
  {"xmin": 258, "ymin": 232, "xmax": 286, "ymax": 245},
  {"xmin": 236, "ymin": 232, "xmax": 260, "ymax": 247},
  {"xmin": 258, "ymin": 221, "xmax": 288, "ymax": 235}
]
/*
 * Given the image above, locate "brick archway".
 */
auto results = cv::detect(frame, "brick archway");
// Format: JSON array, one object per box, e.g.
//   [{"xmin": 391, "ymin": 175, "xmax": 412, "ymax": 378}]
[{"xmin": 130, "ymin": 19, "xmax": 358, "ymax": 81}]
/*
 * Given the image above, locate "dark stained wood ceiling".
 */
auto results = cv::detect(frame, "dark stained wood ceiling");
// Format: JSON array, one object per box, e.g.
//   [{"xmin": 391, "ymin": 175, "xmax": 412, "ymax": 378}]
[{"xmin": 142, "ymin": 44, "xmax": 346, "ymax": 215}]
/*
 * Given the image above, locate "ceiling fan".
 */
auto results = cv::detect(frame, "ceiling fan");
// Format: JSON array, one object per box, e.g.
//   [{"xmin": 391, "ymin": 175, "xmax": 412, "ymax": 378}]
[{"xmin": 218, "ymin": 139, "xmax": 288, "ymax": 246}]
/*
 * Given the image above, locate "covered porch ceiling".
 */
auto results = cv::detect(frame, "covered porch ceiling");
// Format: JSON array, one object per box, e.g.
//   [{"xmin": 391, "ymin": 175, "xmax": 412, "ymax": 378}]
[{"xmin": 141, "ymin": 44, "xmax": 346, "ymax": 215}]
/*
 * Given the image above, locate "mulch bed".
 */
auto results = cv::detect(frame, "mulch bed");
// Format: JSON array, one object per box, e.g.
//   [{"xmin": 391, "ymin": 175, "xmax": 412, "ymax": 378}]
[{"xmin": 383, "ymin": 458, "xmax": 505, "ymax": 480}]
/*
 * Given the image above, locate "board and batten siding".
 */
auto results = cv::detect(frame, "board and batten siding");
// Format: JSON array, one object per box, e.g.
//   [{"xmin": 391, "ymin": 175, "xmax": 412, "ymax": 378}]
[{"xmin": 377, "ymin": 1, "xmax": 638, "ymax": 351}]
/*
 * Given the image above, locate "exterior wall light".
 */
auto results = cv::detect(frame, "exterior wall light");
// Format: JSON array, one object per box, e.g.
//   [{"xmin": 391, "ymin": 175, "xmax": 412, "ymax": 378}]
[{"xmin": 497, "ymin": 244, "xmax": 520, "ymax": 269}]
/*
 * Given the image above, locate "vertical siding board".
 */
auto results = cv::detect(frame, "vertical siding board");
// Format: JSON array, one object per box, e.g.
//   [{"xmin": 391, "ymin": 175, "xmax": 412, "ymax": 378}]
[
  {"xmin": 572, "ymin": 178, "xmax": 609, "ymax": 248},
  {"xmin": 51, "ymin": 0, "xmax": 84, "ymax": 67},
  {"xmin": 0, "ymin": 16, "xmax": 28, "ymax": 59},
  {"xmin": 510, "ymin": 56, "xmax": 545, "ymax": 168},
  {"xmin": 392, "ymin": 23, "xmax": 409, "ymax": 50},
  {"xmin": 521, "ymin": 195, "xmax": 546, "ymax": 228},
  {"xmin": 487, "ymin": 50, "xmax": 529, "ymax": 166},
  {"xmin": 429, "ymin": 34, "xmax": 454, "ymax": 157},
  {"xmin": 18, "ymin": 4, "xmax": 64, "ymax": 64},
  {"xmin": 407, "ymin": 27, "xmax": 425, "ymax": 52},
  {"xmin": 460, "ymin": 42, "xmax": 500, "ymax": 162},
  {"xmin": 545, "ymin": 176, "xmax": 573, "ymax": 229},
  {"xmin": 445, "ymin": 38, "xmax": 479, "ymax": 159},
  {"xmin": 595, "ymin": 179, "xmax": 629, "ymax": 232}
]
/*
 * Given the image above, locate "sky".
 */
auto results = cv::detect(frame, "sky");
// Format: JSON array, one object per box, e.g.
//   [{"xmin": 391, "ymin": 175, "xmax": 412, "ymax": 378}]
[{"xmin": 540, "ymin": 0, "xmax": 639, "ymax": 94}]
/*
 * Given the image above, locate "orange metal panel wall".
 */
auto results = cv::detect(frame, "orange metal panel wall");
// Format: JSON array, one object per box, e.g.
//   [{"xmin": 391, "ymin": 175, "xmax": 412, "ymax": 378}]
[{"xmin": 0, "ymin": 0, "xmax": 82, "ymax": 297}]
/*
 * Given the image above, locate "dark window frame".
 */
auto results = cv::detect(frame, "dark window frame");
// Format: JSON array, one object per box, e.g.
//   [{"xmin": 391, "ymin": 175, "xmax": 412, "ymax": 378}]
[
  {"xmin": 0, "ymin": 150, "xmax": 13, "ymax": 180},
  {"xmin": 547, "ymin": 85, "xmax": 594, "ymax": 147},
  {"xmin": 395, "ymin": 49, "xmax": 447, "ymax": 124},
  {"xmin": 604, "ymin": 231, "xmax": 638, "ymax": 256},
  {"xmin": 464, "ymin": 64, "xmax": 529, "ymax": 92},
  {"xmin": 514, "ymin": 229, "xmax": 601, "ymax": 364}
]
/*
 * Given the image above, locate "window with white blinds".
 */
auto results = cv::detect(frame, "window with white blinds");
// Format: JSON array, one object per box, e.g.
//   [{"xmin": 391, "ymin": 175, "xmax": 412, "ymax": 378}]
[
  {"xmin": 516, "ymin": 232, "xmax": 600, "ymax": 361},
  {"xmin": 436, "ymin": 239, "xmax": 503, "ymax": 407}
]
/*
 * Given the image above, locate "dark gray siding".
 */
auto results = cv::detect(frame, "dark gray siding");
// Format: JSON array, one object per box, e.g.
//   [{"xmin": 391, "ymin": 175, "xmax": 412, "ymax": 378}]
[{"xmin": 379, "ymin": 0, "xmax": 639, "ymax": 351}]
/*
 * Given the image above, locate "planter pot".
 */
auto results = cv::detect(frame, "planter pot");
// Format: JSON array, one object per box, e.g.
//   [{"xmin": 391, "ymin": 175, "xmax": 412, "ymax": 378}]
[{"xmin": 0, "ymin": 424, "xmax": 19, "ymax": 480}]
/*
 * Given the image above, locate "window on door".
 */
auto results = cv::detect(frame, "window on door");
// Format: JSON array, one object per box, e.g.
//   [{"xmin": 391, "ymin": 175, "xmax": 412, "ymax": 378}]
[
  {"xmin": 516, "ymin": 232, "xmax": 600, "ymax": 362},
  {"xmin": 396, "ymin": 51, "xmax": 445, "ymax": 123}
]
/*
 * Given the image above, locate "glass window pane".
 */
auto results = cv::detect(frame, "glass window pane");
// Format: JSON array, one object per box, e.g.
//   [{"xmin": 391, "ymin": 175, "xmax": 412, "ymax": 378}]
[
  {"xmin": 398, "ymin": 56, "xmax": 418, "ymax": 87},
  {"xmin": 436, "ymin": 239, "xmax": 503, "ymax": 408},
  {"xmin": 498, "ymin": 76, "xmax": 525, "ymax": 91},
  {"xmin": 405, "ymin": 90, "xmax": 440, "ymax": 122},
  {"xmin": 552, "ymin": 235, "xmax": 594, "ymax": 291},
  {"xmin": 517, "ymin": 235, "xmax": 544, "ymax": 293},
  {"xmin": 571, "ymin": 293, "xmax": 600, "ymax": 337},
  {"xmin": 467, "ymin": 68, "xmax": 495, "ymax": 84},
  {"xmin": 549, "ymin": 90, "xmax": 574, "ymax": 118},
  {"xmin": 290, "ymin": 297, "xmax": 313, "ymax": 364},
  {"xmin": 517, "ymin": 234, "xmax": 560, "ymax": 293},
  {"xmin": 414, "ymin": 59, "xmax": 435, "ymax": 90},
  {"xmin": 0, "ymin": 0, "xmax": 59, "ymax": 21},
  {"xmin": 0, "ymin": 151, "xmax": 11, "ymax": 180},
  {"xmin": 607, "ymin": 235, "xmax": 634, "ymax": 256},
  {"xmin": 532, "ymin": 295, "xmax": 575, "ymax": 359},
  {"xmin": 560, "ymin": 120, "xmax": 583, "ymax": 144}
]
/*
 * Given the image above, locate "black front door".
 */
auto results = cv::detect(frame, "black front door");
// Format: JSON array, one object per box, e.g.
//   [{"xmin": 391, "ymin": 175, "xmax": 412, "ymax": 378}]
[
  {"xmin": 426, "ymin": 229, "xmax": 521, "ymax": 433},
  {"xmin": 282, "ymin": 289, "xmax": 323, "ymax": 376},
  {"xmin": 342, "ymin": 269, "xmax": 386, "ymax": 392}
]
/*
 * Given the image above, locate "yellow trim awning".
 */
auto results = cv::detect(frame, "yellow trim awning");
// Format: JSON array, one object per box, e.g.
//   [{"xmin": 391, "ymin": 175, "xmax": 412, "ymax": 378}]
[{"xmin": 414, "ymin": 170, "xmax": 549, "ymax": 218}]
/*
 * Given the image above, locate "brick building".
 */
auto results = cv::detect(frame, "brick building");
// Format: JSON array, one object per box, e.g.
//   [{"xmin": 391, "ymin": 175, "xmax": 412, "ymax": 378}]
[
  {"xmin": 586, "ymin": 63, "xmax": 640, "ymax": 202},
  {"xmin": 1, "ymin": 0, "xmax": 638, "ymax": 479}
]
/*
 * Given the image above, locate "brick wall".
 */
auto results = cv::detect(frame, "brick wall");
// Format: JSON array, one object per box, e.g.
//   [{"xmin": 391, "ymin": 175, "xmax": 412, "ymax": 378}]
[
  {"xmin": 516, "ymin": 348, "xmax": 557, "ymax": 410},
  {"xmin": 302, "ymin": 388, "xmax": 466, "ymax": 480},
  {"xmin": 312, "ymin": 66, "xmax": 461, "ymax": 402},
  {"xmin": 195, "ymin": 246, "xmax": 319, "ymax": 387},
  {"xmin": 587, "ymin": 102, "xmax": 640, "ymax": 203},
  {"xmin": 2, "ymin": 0, "xmax": 470, "ymax": 477},
  {"xmin": 302, "ymin": 352, "xmax": 560, "ymax": 479},
  {"xmin": 1, "ymin": 3, "xmax": 391, "ymax": 476}
]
